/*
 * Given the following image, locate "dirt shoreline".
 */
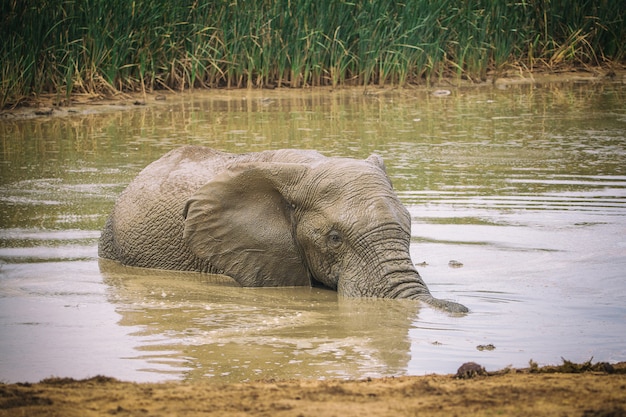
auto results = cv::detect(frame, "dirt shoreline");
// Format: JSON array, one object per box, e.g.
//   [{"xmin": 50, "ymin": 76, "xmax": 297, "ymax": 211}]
[
  {"xmin": 1, "ymin": 362, "xmax": 625, "ymax": 417},
  {"xmin": 2, "ymin": 66, "xmax": 624, "ymax": 119}
]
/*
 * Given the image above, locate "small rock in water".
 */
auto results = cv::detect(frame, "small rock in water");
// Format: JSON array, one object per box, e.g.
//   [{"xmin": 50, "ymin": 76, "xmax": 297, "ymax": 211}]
[
  {"xmin": 477, "ymin": 344, "xmax": 496, "ymax": 351},
  {"xmin": 448, "ymin": 260, "xmax": 463, "ymax": 268}
]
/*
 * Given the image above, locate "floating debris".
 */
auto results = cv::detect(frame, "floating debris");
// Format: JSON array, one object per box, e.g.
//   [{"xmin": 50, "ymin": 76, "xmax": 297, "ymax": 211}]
[{"xmin": 432, "ymin": 89, "xmax": 451, "ymax": 97}]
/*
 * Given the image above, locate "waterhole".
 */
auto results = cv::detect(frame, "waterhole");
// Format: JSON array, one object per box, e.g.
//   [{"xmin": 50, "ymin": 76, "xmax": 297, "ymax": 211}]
[{"xmin": 1, "ymin": 83, "xmax": 625, "ymax": 382}]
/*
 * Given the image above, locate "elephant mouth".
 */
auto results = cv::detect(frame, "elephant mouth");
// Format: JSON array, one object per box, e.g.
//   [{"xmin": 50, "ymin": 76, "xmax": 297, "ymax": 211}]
[
  {"xmin": 313, "ymin": 271, "xmax": 339, "ymax": 291},
  {"xmin": 308, "ymin": 266, "xmax": 339, "ymax": 291},
  {"xmin": 311, "ymin": 278, "xmax": 334, "ymax": 290}
]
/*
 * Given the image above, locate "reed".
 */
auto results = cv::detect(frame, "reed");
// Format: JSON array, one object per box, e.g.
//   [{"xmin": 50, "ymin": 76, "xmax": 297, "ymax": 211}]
[{"xmin": 1, "ymin": 0, "xmax": 623, "ymax": 108}]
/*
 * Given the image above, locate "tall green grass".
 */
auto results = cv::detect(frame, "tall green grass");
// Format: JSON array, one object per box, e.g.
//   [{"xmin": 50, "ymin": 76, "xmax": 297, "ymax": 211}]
[{"xmin": 2, "ymin": 0, "xmax": 624, "ymax": 107}]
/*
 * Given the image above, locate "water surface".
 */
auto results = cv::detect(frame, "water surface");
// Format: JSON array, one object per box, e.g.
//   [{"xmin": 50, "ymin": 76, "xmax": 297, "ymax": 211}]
[{"xmin": 1, "ymin": 83, "xmax": 625, "ymax": 383}]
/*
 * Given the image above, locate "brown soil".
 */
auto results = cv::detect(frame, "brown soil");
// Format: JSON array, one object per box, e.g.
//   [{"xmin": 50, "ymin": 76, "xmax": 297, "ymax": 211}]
[{"xmin": 2, "ymin": 362, "xmax": 625, "ymax": 417}]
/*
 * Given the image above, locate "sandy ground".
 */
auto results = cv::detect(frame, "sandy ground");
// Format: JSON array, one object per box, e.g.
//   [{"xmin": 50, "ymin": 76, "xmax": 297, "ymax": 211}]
[{"xmin": 1, "ymin": 362, "xmax": 625, "ymax": 417}]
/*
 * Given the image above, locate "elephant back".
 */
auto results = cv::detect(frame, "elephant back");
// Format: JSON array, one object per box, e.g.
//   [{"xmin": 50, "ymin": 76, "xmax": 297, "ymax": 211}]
[
  {"xmin": 99, "ymin": 146, "xmax": 230, "ymax": 271},
  {"xmin": 99, "ymin": 146, "xmax": 325, "ymax": 272}
]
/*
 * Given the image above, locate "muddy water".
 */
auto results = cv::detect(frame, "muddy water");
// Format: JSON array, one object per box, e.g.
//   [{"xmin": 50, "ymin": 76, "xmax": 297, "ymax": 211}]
[{"xmin": 1, "ymin": 83, "xmax": 625, "ymax": 383}]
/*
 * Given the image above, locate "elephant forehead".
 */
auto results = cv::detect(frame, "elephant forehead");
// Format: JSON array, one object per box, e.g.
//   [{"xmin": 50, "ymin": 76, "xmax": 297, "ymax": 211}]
[
  {"xmin": 312, "ymin": 165, "xmax": 390, "ymax": 196},
  {"xmin": 359, "ymin": 196, "xmax": 409, "ymax": 226},
  {"xmin": 324, "ymin": 194, "xmax": 410, "ymax": 232}
]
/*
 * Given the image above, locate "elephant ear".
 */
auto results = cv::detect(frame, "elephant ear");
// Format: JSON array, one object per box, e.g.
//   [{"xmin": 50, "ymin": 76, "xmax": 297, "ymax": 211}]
[
  {"xmin": 366, "ymin": 154, "xmax": 393, "ymax": 186},
  {"xmin": 182, "ymin": 163, "xmax": 311, "ymax": 287},
  {"xmin": 366, "ymin": 154, "xmax": 387, "ymax": 173}
]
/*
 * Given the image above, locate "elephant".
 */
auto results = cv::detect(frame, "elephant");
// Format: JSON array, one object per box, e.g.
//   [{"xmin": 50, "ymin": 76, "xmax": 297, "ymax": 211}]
[{"xmin": 99, "ymin": 146, "xmax": 468, "ymax": 313}]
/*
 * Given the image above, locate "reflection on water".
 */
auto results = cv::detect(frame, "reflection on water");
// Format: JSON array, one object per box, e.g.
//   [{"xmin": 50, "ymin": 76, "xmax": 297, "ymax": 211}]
[
  {"xmin": 100, "ymin": 260, "xmax": 418, "ymax": 381},
  {"xmin": 1, "ymin": 82, "xmax": 625, "ymax": 383}
]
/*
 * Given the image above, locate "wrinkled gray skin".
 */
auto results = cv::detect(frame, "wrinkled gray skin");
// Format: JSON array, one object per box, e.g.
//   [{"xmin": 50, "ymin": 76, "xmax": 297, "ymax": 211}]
[{"xmin": 99, "ymin": 146, "xmax": 468, "ymax": 313}]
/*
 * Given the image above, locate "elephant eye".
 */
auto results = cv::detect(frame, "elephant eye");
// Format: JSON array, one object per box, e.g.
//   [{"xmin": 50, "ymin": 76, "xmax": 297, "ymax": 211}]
[{"xmin": 327, "ymin": 230, "xmax": 343, "ymax": 249}]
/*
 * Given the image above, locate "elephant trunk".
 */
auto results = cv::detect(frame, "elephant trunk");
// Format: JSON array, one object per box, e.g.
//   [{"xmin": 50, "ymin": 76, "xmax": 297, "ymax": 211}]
[
  {"xmin": 385, "ymin": 269, "xmax": 469, "ymax": 313},
  {"xmin": 338, "ymin": 254, "xmax": 468, "ymax": 314},
  {"xmin": 380, "ymin": 266, "xmax": 430, "ymax": 299}
]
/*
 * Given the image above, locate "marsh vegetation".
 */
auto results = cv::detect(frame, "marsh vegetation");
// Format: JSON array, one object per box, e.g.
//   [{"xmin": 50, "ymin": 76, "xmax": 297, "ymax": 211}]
[{"xmin": 2, "ymin": 0, "xmax": 624, "ymax": 107}]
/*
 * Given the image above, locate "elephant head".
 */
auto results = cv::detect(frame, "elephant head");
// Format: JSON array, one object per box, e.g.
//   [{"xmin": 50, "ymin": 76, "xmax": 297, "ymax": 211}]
[{"xmin": 182, "ymin": 154, "xmax": 467, "ymax": 314}]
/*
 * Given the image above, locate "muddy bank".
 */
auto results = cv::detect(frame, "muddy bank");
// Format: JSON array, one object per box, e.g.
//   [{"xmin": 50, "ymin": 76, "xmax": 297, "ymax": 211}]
[
  {"xmin": 2, "ymin": 362, "xmax": 625, "ymax": 417},
  {"xmin": 2, "ymin": 66, "xmax": 624, "ymax": 119}
]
